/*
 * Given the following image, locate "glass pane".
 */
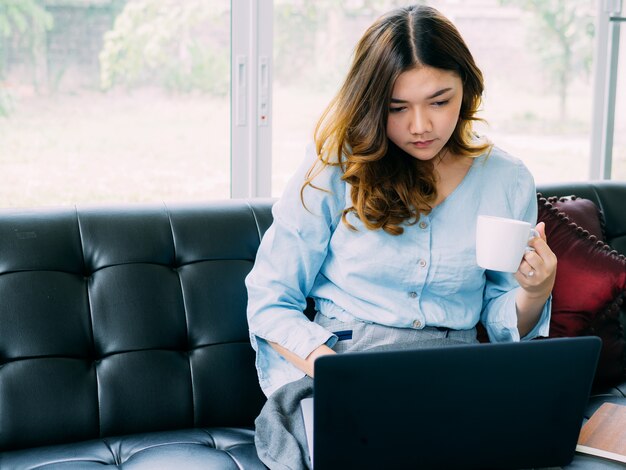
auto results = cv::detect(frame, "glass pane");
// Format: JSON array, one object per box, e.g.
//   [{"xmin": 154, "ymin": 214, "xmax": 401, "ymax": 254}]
[
  {"xmin": 272, "ymin": 0, "xmax": 370, "ymax": 195},
  {"xmin": 445, "ymin": 0, "xmax": 595, "ymax": 185},
  {"xmin": 272, "ymin": 0, "xmax": 596, "ymax": 196},
  {"xmin": 0, "ymin": 0, "xmax": 230, "ymax": 207}
]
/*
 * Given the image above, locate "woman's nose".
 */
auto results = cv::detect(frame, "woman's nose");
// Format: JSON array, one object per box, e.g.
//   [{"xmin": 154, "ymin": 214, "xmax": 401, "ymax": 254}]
[{"xmin": 409, "ymin": 109, "xmax": 431, "ymax": 135}]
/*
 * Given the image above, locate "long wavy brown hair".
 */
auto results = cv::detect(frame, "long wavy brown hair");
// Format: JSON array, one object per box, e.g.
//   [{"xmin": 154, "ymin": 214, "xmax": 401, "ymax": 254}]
[{"xmin": 302, "ymin": 4, "xmax": 491, "ymax": 235}]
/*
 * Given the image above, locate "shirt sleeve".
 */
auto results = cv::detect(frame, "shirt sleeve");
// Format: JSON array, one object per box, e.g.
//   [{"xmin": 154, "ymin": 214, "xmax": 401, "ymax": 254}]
[
  {"xmin": 246, "ymin": 143, "xmax": 345, "ymax": 360},
  {"xmin": 480, "ymin": 161, "xmax": 551, "ymax": 342}
]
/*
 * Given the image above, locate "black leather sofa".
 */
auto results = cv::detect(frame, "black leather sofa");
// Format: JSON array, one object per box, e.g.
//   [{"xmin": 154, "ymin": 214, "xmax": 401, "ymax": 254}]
[{"xmin": 0, "ymin": 182, "xmax": 625, "ymax": 469}]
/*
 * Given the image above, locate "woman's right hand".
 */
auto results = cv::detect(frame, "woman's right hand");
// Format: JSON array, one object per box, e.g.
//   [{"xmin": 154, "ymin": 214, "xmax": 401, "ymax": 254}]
[{"xmin": 269, "ymin": 341, "xmax": 336, "ymax": 377}]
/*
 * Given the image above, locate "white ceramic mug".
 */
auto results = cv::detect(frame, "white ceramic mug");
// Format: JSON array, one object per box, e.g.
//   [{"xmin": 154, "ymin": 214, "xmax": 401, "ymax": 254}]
[{"xmin": 476, "ymin": 215, "xmax": 539, "ymax": 273}]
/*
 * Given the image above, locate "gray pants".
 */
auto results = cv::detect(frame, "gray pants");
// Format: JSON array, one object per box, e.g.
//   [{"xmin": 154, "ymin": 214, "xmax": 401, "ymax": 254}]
[{"xmin": 315, "ymin": 312, "xmax": 479, "ymax": 354}]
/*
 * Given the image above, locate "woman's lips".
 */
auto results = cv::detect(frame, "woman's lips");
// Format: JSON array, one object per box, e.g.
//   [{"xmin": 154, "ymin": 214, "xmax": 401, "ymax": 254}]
[{"xmin": 411, "ymin": 139, "xmax": 434, "ymax": 149}]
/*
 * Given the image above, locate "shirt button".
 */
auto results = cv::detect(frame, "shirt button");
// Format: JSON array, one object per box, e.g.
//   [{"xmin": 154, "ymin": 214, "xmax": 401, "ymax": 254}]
[
  {"xmin": 413, "ymin": 320, "xmax": 422, "ymax": 328},
  {"xmin": 408, "ymin": 291, "xmax": 418, "ymax": 299},
  {"xmin": 418, "ymin": 259, "xmax": 427, "ymax": 268},
  {"xmin": 419, "ymin": 221, "xmax": 428, "ymax": 229}
]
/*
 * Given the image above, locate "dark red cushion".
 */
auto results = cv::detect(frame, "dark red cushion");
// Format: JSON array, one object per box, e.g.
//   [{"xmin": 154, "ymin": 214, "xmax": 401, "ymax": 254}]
[
  {"xmin": 542, "ymin": 195, "xmax": 605, "ymax": 241},
  {"xmin": 538, "ymin": 194, "xmax": 626, "ymax": 387}
]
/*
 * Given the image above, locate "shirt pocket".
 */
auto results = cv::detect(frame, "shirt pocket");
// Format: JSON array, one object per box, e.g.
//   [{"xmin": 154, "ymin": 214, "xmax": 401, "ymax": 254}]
[{"xmin": 429, "ymin": 245, "xmax": 483, "ymax": 294}]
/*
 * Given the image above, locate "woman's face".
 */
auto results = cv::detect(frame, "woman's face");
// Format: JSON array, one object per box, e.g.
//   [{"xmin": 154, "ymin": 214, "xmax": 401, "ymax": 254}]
[{"xmin": 386, "ymin": 66, "xmax": 463, "ymax": 161}]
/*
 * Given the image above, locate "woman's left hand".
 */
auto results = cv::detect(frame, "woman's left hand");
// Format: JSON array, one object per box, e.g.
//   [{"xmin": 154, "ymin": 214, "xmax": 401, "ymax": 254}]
[{"xmin": 514, "ymin": 221, "xmax": 557, "ymax": 297}]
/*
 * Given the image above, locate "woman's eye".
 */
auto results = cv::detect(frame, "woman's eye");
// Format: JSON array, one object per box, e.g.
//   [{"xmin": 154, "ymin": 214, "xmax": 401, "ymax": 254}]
[
  {"xmin": 389, "ymin": 107, "xmax": 405, "ymax": 113},
  {"xmin": 432, "ymin": 100, "xmax": 449, "ymax": 108}
]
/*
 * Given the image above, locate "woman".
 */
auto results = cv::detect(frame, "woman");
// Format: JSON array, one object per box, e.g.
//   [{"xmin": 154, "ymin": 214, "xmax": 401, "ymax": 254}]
[{"xmin": 246, "ymin": 4, "xmax": 557, "ymax": 468}]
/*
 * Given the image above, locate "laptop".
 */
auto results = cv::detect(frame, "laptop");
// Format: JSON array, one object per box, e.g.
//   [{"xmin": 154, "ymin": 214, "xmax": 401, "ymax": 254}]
[{"xmin": 301, "ymin": 336, "xmax": 601, "ymax": 470}]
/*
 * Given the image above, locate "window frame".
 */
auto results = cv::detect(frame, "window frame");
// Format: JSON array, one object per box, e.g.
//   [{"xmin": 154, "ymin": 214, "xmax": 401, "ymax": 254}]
[
  {"xmin": 231, "ymin": 0, "xmax": 273, "ymax": 198},
  {"xmin": 590, "ymin": 0, "xmax": 624, "ymax": 179}
]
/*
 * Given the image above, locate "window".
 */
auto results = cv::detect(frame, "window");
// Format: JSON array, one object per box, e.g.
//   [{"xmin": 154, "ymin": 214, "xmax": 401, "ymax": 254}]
[
  {"xmin": 0, "ymin": 0, "xmax": 230, "ymax": 207},
  {"xmin": 449, "ymin": 0, "xmax": 596, "ymax": 185},
  {"xmin": 271, "ymin": 1, "xmax": 378, "ymax": 195},
  {"xmin": 0, "ymin": 1, "xmax": 621, "ymax": 208},
  {"xmin": 272, "ymin": 0, "xmax": 599, "ymax": 196}
]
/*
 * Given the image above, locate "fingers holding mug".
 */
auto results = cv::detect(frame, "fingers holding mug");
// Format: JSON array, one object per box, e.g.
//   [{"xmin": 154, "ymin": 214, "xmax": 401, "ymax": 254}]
[
  {"xmin": 525, "ymin": 228, "xmax": 540, "ymax": 252},
  {"xmin": 475, "ymin": 216, "xmax": 556, "ymax": 293},
  {"xmin": 515, "ymin": 256, "xmax": 539, "ymax": 285},
  {"xmin": 516, "ymin": 226, "xmax": 557, "ymax": 291}
]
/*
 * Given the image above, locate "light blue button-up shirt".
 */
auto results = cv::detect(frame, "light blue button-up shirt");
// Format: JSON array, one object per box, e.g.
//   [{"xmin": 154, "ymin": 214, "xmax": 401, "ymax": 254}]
[{"xmin": 246, "ymin": 144, "xmax": 551, "ymax": 397}]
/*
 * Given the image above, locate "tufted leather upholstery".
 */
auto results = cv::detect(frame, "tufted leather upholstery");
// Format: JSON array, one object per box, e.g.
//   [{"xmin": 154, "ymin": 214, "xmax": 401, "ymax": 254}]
[
  {"xmin": 0, "ymin": 200, "xmax": 273, "ymax": 469},
  {"xmin": 0, "ymin": 182, "xmax": 625, "ymax": 469}
]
